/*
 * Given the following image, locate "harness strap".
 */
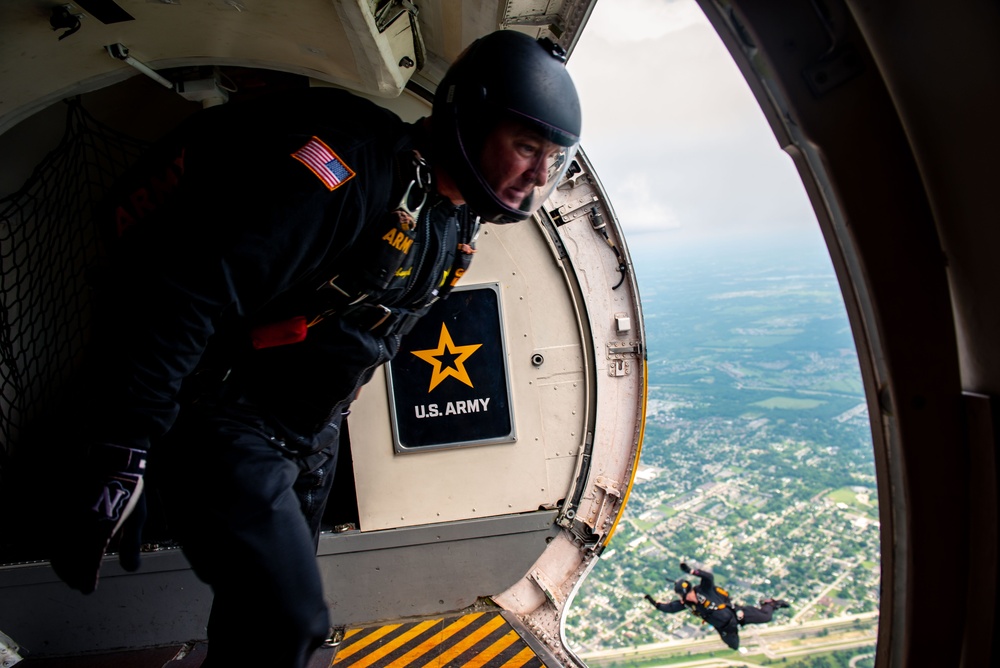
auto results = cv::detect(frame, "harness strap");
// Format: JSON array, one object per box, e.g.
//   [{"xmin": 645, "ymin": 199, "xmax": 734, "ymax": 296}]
[
  {"xmin": 337, "ymin": 303, "xmax": 423, "ymax": 337},
  {"xmin": 246, "ymin": 149, "xmax": 471, "ymax": 349}
]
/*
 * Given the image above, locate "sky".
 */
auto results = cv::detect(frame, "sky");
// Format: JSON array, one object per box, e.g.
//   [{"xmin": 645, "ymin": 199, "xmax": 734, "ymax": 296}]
[{"xmin": 565, "ymin": 0, "xmax": 824, "ymax": 264}]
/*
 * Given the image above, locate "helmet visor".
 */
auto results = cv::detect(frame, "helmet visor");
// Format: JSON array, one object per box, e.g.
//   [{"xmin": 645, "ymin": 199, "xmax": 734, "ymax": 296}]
[
  {"xmin": 475, "ymin": 118, "xmax": 579, "ymax": 223},
  {"xmin": 499, "ymin": 142, "xmax": 577, "ymax": 218}
]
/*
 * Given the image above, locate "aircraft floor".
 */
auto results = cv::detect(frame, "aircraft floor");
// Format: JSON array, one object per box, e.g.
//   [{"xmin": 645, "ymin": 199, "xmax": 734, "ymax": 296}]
[{"xmin": 14, "ymin": 610, "xmax": 551, "ymax": 667}]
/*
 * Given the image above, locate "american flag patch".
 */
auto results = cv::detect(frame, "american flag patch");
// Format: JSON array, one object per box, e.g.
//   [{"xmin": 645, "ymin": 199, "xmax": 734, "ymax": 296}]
[{"xmin": 291, "ymin": 136, "xmax": 356, "ymax": 191}]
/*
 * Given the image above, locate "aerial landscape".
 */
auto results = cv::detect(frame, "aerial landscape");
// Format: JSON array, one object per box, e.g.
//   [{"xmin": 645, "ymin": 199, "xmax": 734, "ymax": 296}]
[{"xmin": 565, "ymin": 240, "xmax": 880, "ymax": 668}]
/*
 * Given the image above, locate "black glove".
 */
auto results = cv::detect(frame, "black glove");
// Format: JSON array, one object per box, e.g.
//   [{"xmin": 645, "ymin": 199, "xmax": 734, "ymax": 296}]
[
  {"xmin": 680, "ymin": 562, "xmax": 691, "ymax": 573},
  {"xmin": 50, "ymin": 443, "xmax": 147, "ymax": 594},
  {"xmin": 644, "ymin": 594, "xmax": 655, "ymax": 604}
]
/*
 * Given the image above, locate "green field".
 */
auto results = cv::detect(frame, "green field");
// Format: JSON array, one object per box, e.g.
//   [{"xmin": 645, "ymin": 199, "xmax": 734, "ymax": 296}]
[{"xmin": 828, "ymin": 487, "xmax": 878, "ymax": 518}]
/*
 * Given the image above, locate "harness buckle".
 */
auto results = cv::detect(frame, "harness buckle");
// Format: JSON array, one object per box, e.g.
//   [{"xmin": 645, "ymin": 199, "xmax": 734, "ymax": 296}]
[
  {"xmin": 395, "ymin": 150, "xmax": 431, "ymax": 221},
  {"xmin": 397, "ymin": 173, "xmax": 428, "ymax": 221},
  {"xmin": 321, "ymin": 275, "xmax": 368, "ymax": 306},
  {"xmin": 368, "ymin": 304, "xmax": 392, "ymax": 331}
]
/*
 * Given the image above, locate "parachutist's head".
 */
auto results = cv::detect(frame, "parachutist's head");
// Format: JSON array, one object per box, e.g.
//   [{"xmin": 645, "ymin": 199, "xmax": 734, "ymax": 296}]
[
  {"xmin": 674, "ymin": 578, "xmax": 692, "ymax": 598},
  {"xmin": 432, "ymin": 30, "xmax": 582, "ymax": 224}
]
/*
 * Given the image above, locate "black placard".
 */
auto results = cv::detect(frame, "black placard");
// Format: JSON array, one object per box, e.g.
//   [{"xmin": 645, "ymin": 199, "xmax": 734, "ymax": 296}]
[{"xmin": 387, "ymin": 284, "xmax": 514, "ymax": 451}]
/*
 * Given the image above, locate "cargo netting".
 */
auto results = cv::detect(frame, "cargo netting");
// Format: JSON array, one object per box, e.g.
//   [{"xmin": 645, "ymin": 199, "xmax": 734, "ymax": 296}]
[{"xmin": 0, "ymin": 98, "xmax": 148, "ymax": 470}]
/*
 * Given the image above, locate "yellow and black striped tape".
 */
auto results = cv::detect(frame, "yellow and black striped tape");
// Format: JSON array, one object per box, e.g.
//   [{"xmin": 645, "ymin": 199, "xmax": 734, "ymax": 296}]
[{"xmin": 331, "ymin": 611, "xmax": 546, "ymax": 668}]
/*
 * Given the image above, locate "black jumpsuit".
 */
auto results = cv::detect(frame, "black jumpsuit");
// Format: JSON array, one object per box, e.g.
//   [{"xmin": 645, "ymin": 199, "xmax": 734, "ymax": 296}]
[
  {"xmin": 652, "ymin": 568, "xmax": 779, "ymax": 650},
  {"xmin": 81, "ymin": 87, "xmax": 470, "ymax": 667}
]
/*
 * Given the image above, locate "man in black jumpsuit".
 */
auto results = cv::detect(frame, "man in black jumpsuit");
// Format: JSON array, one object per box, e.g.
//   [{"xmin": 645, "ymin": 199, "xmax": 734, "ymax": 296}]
[
  {"xmin": 45, "ymin": 30, "xmax": 582, "ymax": 668},
  {"xmin": 644, "ymin": 562, "xmax": 790, "ymax": 651}
]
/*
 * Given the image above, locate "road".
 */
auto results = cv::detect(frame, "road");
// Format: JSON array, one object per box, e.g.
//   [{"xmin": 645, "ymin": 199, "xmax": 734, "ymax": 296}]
[{"xmin": 579, "ymin": 612, "xmax": 878, "ymax": 667}]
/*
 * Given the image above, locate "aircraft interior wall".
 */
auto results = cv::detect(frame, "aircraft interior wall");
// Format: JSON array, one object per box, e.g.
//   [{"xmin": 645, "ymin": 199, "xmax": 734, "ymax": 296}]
[
  {"xmin": 0, "ymin": 57, "xmax": 632, "ymax": 658},
  {"xmin": 697, "ymin": 1, "xmax": 1000, "ymax": 665}
]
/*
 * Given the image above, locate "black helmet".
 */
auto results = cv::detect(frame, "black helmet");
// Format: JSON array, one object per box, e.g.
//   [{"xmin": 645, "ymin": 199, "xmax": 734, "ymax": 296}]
[
  {"xmin": 674, "ymin": 578, "xmax": 692, "ymax": 596},
  {"xmin": 432, "ymin": 30, "xmax": 582, "ymax": 224}
]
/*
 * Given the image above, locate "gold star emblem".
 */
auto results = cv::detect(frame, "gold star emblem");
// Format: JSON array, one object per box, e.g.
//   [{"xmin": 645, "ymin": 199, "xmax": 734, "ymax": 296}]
[{"xmin": 410, "ymin": 323, "xmax": 482, "ymax": 392}]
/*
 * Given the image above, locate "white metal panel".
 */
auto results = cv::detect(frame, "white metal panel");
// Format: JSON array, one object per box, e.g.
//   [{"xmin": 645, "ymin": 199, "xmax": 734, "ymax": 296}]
[
  {"xmin": 493, "ymin": 151, "xmax": 646, "ymax": 666},
  {"xmin": 351, "ymin": 216, "xmax": 588, "ymax": 529}
]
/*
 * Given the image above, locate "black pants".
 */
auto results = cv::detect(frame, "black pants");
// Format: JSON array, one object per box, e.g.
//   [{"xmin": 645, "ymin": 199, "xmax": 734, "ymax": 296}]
[
  {"xmin": 736, "ymin": 601, "xmax": 777, "ymax": 625},
  {"xmin": 714, "ymin": 601, "xmax": 778, "ymax": 650},
  {"xmin": 149, "ymin": 402, "xmax": 342, "ymax": 668},
  {"xmin": 712, "ymin": 603, "xmax": 774, "ymax": 649}
]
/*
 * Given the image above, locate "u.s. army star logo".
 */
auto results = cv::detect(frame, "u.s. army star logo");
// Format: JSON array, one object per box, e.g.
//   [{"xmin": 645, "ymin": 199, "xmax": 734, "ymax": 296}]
[{"xmin": 410, "ymin": 323, "xmax": 482, "ymax": 392}]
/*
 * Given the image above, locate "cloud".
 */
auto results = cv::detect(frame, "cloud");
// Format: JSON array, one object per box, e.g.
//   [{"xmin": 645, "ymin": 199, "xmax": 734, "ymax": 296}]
[
  {"xmin": 566, "ymin": 0, "xmax": 821, "ymax": 256},
  {"xmin": 569, "ymin": 20, "xmax": 763, "ymax": 142},
  {"xmin": 604, "ymin": 170, "xmax": 683, "ymax": 233},
  {"xmin": 581, "ymin": 0, "xmax": 707, "ymax": 43}
]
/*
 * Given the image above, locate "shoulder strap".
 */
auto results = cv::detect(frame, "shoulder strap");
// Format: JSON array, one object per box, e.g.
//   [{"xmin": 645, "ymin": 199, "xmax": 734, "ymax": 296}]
[
  {"xmin": 324, "ymin": 148, "xmax": 430, "ymax": 301},
  {"xmin": 428, "ymin": 207, "xmax": 479, "ymax": 304}
]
